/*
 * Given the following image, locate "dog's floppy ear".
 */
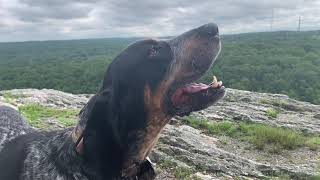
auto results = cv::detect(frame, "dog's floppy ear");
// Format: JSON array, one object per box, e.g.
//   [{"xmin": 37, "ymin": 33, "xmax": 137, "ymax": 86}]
[
  {"xmin": 78, "ymin": 88, "xmax": 121, "ymax": 144},
  {"xmin": 80, "ymin": 89, "xmax": 124, "ymax": 178}
]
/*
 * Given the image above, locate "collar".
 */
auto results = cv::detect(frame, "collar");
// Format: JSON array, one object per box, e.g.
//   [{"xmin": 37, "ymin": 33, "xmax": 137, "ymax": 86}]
[{"xmin": 71, "ymin": 125, "xmax": 84, "ymax": 154}]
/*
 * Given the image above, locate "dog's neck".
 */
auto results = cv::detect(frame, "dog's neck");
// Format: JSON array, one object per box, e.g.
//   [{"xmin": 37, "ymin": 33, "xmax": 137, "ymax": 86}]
[
  {"xmin": 69, "ymin": 87, "xmax": 172, "ymax": 179},
  {"xmin": 69, "ymin": 93, "xmax": 146, "ymax": 178}
]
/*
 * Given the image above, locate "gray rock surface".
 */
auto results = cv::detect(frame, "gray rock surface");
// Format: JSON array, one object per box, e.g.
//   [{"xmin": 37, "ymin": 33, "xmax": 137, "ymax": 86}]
[
  {"xmin": 195, "ymin": 88, "xmax": 320, "ymax": 134},
  {"xmin": 0, "ymin": 88, "xmax": 319, "ymax": 179},
  {"xmin": 0, "ymin": 89, "xmax": 90, "ymax": 109}
]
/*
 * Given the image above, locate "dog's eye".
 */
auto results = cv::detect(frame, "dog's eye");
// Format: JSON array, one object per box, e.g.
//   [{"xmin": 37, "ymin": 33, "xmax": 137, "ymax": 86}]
[{"xmin": 149, "ymin": 45, "xmax": 161, "ymax": 57}]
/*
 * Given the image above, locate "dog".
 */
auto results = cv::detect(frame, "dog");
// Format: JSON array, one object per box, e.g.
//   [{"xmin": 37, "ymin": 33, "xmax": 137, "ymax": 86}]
[{"xmin": 0, "ymin": 23, "xmax": 225, "ymax": 180}]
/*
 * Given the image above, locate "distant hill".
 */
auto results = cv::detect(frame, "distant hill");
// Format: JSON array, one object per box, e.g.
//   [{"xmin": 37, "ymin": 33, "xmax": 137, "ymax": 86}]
[
  {"xmin": 0, "ymin": 38, "xmax": 138, "ymax": 93},
  {"xmin": 0, "ymin": 31, "xmax": 320, "ymax": 104}
]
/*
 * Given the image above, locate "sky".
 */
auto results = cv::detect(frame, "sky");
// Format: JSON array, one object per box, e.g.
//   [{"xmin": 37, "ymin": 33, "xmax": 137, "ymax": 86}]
[{"xmin": 0, "ymin": 0, "xmax": 319, "ymax": 42}]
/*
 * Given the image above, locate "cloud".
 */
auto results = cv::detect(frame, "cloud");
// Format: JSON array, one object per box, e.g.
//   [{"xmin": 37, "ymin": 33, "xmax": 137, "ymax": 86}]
[
  {"xmin": 0, "ymin": 0, "xmax": 319, "ymax": 42},
  {"xmin": 8, "ymin": 0, "xmax": 96, "ymax": 22}
]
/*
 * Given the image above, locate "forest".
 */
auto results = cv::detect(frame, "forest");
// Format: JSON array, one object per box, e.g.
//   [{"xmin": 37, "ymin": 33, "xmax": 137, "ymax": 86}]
[{"xmin": 0, "ymin": 31, "xmax": 320, "ymax": 104}]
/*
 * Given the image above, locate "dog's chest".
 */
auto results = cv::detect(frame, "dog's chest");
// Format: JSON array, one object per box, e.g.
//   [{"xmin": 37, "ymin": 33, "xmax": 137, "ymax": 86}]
[{"xmin": 19, "ymin": 134, "xmax": 89, "ymax": 180}]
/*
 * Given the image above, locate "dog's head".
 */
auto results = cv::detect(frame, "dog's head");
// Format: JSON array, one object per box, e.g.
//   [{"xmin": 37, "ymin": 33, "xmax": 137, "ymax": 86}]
[
  {"xmin": 102, "ymin": 23, "xmax": 224, "ymax": 118},
  {"xmin": 78, "ymin": 23, "xmax": 225, "ymax": 178}
]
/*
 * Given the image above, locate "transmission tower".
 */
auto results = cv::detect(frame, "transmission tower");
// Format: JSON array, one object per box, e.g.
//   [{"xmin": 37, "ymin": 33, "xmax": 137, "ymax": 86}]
[
  {"xmin": 297, "ymin": 16, "xmax": 301, "ymax": 32},
  {"xmin": 270, "ymin": 9, "xmax": 274, "ymax": 31}
]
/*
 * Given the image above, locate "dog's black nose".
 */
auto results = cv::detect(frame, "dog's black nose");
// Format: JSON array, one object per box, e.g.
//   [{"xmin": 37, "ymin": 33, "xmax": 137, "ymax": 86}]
[{"xmin": 198, "ymin": 23, "xmax": 219, "ymax": 36}]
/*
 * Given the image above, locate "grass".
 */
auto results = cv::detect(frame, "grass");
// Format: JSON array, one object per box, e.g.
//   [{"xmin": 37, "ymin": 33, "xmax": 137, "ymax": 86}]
[
  {"xmin": 244, "ymin": 124, "xmax": 303, "ymax": 151},
  {"xmin": 310, "ymin": 175, "xmax": 320, "ymax": 180},
  {"xmin": 268, "ymin": 173, "xmax": 320, "ymax": 180},
  {"xmin": 157, "ymin": 159, "xmax": 199, "ymax": 179},
  {"xmin": 2, "ymin": 92, "xmax": 20, "ymax": 104},
  {"xmin": 2, "ymin": 92, "xmax": 28, "ymax": 105},
  {"xmin": 3, "ymin": 92, "xmax": 25, "ymax": 100},
  {"xmin": 305, "ymin": 137, "xmax": 320, "ymax": 151},
  {"xmin": 266, "ymin": 108, "xmax": 279, "ymax": 118},
  {"xmin": 183, "ymin": 116, "xmax": 320, "ymax": 152},
  {"xmin": 19, "ymin": 104, "xmax": 79, "ymax": 129},
  {"xmin": 182, "ymin": 117, "xmax": 238, "ymax": 136},
  {"xmin": 58, "ymin": 117, "xmax": 78, "ymax": 127}
]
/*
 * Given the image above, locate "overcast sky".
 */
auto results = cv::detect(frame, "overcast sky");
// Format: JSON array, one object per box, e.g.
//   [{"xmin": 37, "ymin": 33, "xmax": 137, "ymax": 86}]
[{"xmin": 0, "ymin": 0, "xmax": 319, "ymax": 42}]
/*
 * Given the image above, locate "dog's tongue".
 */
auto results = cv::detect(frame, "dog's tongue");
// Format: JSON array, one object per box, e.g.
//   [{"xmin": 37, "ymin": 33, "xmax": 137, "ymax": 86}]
[
  {"xmin": 171, "ymin": 83, "xmax": 210, "ymax": 106},
  {"xmin": 171, "ymin": 76, "xmax": 223, "ymax": 107},
  {"xmin": 183, "ymin": 83, "xmax": 210, "ymax": 93}
]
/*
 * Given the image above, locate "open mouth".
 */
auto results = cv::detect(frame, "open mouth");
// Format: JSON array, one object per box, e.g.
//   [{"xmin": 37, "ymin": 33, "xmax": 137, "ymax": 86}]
[
  {"xmin": 165, "ymin": 23, "xmax": 225, "ymax": 117},
  {"xmin": 171, "ymin": 76, "xmax": 226, "ymax": 116}
]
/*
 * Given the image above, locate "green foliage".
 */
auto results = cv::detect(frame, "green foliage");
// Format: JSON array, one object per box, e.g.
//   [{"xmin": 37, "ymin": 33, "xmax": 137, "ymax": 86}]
[
  {"xmin": 1, "ymin": 32, "xmax": 320, "ymax": 104},
  {"xmin": 173, "ymin": 167, "xmax": 195, "ymax": 179},
  {"xmin": 266, "ymin": 108, "xmax": 278, "ymax": 118},
  {"xmin": 157, "ymin": 159, "xmax": 176, "ymax": 169},
  {"xmin": 58, "ymin": 117, "xmax": 78, "ymax": 127},
  {"xmin": 200, "ymin": 31, "xmax": 320, "ymax": 104},
  {"xmin": 3, "ymin": 92, "xmax": 24, "ymax": 99},
  {"xmin": 3, "ymin": 92, "xmax": 16, "ymax": 104},
  {"xmin": 183, "ymin": 117, "xmax": 238, "ymax": 136},
  {"xmin": 310, "ymin": 175, "xmax": 320, "ymax": 180},
  {"xmin": 305, "ymin": 137, "xmax": 320, "ymax": 151},
  {"xmin": 2, "ymin": 92, "xmax": 27, "ymax": 104},
  {"xmin": 245, "ymin": 124, "xmax": 303, "ymax": 151},
  {"xmin": 18, "ymin": 104, "xmax": 78, "ymax": 129},
  {"xmin": 0, "ymin": 38, "xmax": 135, "ymax": 93},
  {"xmin": 183, "ymin": 116, "xmax": 320, "ymax": 152},
  {"xmin": 157, "ymin": 159, "xmax": 196, "ymax": 179},
  {"xmin": 269, "ymin": 173, "xmax": 320, "ymax": 180}
]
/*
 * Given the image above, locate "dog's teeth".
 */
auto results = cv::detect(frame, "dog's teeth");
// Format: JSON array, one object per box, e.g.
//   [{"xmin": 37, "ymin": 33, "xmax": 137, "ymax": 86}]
[
  {"xmin": 211, "ymin": 83, "xmax": 218, "ymax": 88},
  {"xmin": 210, "ymin": 76, "xmax": 219, "ymax": 88},
  {"xmin": 212, "ymin": 76, "xmax": 217, "ymax": 84}
]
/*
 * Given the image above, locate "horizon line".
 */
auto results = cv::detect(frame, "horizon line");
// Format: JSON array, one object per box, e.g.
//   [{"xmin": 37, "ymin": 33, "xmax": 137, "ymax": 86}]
[{"xmin": 0, "ymin": 29, "xmax": 319, "ymax": 44}]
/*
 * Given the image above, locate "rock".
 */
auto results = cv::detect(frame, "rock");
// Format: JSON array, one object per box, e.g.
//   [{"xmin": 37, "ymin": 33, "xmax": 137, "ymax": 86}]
[
  {"xmin": 0, "ymin": 89, "xmax": 89, "ymax": 109},
  {"xmin": 194, "ymin": 172, "xmax": 218, "ymax": 180},
  {"xmin": 1, "ymin": 88, "xmax": 320, "ymax": 179},
  {"xmin": 0, "ymin": 101, "xmax": 18, "ymax": 110},
  {"xmin": 314, "ymin": 114, "xmax": 320, "ymax": 119},
  {"xmin": 193, "ymin": 88, "xmax": 320, "ymax": 134}
]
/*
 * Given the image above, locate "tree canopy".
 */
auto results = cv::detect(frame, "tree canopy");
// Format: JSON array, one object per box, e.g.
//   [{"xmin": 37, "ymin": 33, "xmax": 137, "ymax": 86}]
[{"xmin": 1, "ymin": 31, "xmax": 320, "ymax": 104}]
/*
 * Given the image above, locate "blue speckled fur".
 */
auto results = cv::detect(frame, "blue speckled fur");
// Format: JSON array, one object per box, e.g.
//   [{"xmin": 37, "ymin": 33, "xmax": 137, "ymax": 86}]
[
  {"xmin": 0, "ymin": 106, "xmax": 33, "ymax": 149},
  {"xmin": 0, "ymin": 106, "xmax": 88, "ymax": 180}
]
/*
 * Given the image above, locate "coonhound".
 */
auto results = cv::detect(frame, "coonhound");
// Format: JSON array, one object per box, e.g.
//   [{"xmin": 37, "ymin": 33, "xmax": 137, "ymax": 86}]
[{"xmin": 0, "ymin": 23, "xmax": 225, "ymax": 180}]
